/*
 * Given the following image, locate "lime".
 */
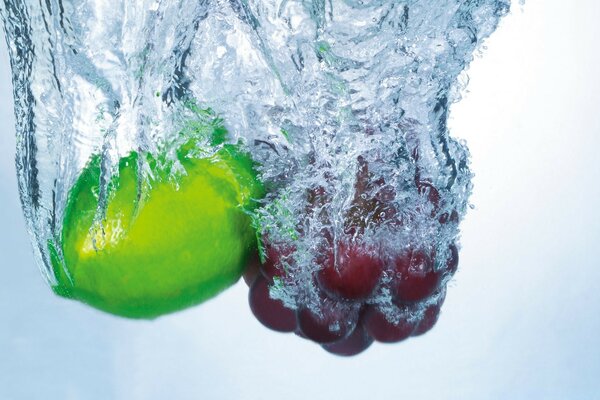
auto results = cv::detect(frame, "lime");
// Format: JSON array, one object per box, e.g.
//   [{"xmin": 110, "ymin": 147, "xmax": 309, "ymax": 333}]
[{"xmin": 49, "ymin": 126, "xmax": 263, "ymax": 319}]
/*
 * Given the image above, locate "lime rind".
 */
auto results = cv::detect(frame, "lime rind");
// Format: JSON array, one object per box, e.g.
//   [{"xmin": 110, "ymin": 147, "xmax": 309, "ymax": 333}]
[{"xmin": 49, "ymin": 111, "xmax": 264, "ymax": 319}]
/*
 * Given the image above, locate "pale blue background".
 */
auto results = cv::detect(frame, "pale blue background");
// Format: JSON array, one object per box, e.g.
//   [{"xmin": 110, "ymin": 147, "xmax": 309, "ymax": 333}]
[{"xmin": 1, "ymin": 1, "xmax": 599, "ymax": 399}]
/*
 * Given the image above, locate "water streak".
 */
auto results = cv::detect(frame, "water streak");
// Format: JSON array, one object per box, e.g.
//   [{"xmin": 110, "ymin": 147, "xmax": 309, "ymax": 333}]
[{"xmin": 1, "ymin": 0, "xmax": 511, "ymax": 319}]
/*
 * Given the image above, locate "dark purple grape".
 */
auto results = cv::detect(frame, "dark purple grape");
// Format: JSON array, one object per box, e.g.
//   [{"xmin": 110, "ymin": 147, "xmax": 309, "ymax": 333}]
[
  {"xmin": 249, "ymin": 276, "xmax": 296, "ymax": 333},
  {"xmin": 259, "ymin": 241, "xmax": 295, "ymax": 282},
  {"xmin": 243, "ymin": 252, "xmax": 261, "ymax": 287},
  {"xmin": 322, "ymin": 322, "xmax": 374, "ymax": 356},
  {"xmin": 363, "ymin": 305, "xmax": 416, "ymax": 343},
  {"xmin": 392, "ymin": 250, "xmax": 441, "ymax": 303},
  {"xmin": 412, "ymin": 291, "xmax": 446, "ymax": 336},
  {"xmin": 297, "ymin": 300, "xmax": 359, "ymax": 344},
  {"xmin": 316, "ymin": 241, "xmax": 384, "ymax": 301}
]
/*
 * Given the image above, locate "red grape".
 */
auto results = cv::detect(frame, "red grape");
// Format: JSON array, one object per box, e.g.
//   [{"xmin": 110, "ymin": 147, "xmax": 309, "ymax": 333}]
[
  {"xmin": 316, "ymin": 241, "xmax": 384, "ymax": 301},
  {"xmin": 363, "ymin": 305, "xmax": 417, "ymax": 343},
  {"xmin": 249, "ymin": 276, "xmax": 296, "ymax": 333},
  {"xmin": 297, "ymin": 300, "xmax": 359, "ymax": 344},
  {"xmin": 392, "ymin": 250, "xmax": 441, "ymax": 303},
  {"xmin": 259, "ymin": 241, "xmax": 295, "ymax": 282},
  {"xmin": 412, "ymin": 292, "xmax": 446, "ymax": 336},
  {"xmin": 243, "ymin": 252, "xmax": 261, "ymax": 287},
  {"xmin": 322, "ymin": 322, "xmax": 374, "ymax": 356}
]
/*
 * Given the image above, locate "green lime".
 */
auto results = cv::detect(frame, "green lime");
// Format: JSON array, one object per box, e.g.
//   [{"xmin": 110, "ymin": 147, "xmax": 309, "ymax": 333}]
[{"xmin": 49, "ymin": 127, "xmax": 263, "ymax": 319}]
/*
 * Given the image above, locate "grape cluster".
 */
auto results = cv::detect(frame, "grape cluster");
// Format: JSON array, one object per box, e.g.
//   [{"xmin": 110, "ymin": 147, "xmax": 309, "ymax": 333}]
[
  {"xmin": 245, "ymin": 164, "xmax": 460, "ymax": 356},
  {"xmin": 245, "ymin": 238, "xmax": 457, "ymax": 356}
]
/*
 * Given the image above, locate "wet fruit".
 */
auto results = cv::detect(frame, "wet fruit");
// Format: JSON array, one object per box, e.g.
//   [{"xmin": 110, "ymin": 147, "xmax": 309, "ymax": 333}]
[
  {"xmin": 316, "ymin": 241, "xmax": 384, "ymax": 301},
  {"xmin": 245, "ymin": 158, "xmax": 459, "ymax": 356},
  {"xmin": 249, "ymin": 276, "xmax": 297, "ymax": 332},
  {"xmin": 297, "ymin": 300, "xmax": 359, "ymax": 344},
  {"xmin": 364, "ymin": 305, "xmax": 416, "ymax": 343},
  {"xmin": 49, "ymin": 122, "xmax": 263, "ymax": 318},
  {"xmin": 413, "ymin": 293, "xmax": 445, "ymax": 336},
  {"xmin": 322, "ymin": 322, "xmax": 373, "ymax": 356},
  {"xmin": 392, "ymin": 250, "xmax": 441, "ymax": 303}
]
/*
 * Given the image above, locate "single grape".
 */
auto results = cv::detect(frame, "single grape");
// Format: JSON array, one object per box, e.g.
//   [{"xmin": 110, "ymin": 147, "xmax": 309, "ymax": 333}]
[
  {"xmin": 322, "ymin": 322, "xmax": 374, "ymax": 357},
  {"xmin": 243, "ymin": 252, "xmax": 261, "ymax": 287},
  {"xmin": 316, "ymin": 241, "xmax": 384, "ymax": 301},
  {"xmin": 363, "ymin": 305, "xmax": 417, "ymax": 343},
  {"xmin": 412, "ymin": 291, "xmax": 446, "ymax": 336},
  {"xmin": 259, "ymin": 241, "xmax": 295, "ymax": 282},
  {"xmin": 392, "ymin": 250, "xmax": 441, "ymax": 303},
  {"xmin": 249, "ymin": 276, "xmax": 296, "ymax": 333},
  {"xmin": 296, "ymin": 299, "xmax": 359, "ymax": 344}
]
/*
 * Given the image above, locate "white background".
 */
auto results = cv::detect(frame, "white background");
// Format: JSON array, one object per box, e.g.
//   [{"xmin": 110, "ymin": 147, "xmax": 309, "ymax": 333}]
[{"xmin": 1, "ymin": 1, "xmax": 599, "ymax": 399}]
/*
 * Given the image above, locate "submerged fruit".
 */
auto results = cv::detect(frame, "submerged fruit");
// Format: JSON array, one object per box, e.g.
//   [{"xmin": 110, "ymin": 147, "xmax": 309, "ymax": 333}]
[
  {"xmin": 316, "ymin": 241, "xmax": 384, "ymax": 301},
  {"xmin": 249, "ymin": 276, "xmax": 296, "ymax": 332},
  {"xmin": 322, "ymin": 322, "xmax": 373, "ymax": 357},
  {"xmin": 49, "ymin": 121, "xmax": 263, "ymax": 318}
]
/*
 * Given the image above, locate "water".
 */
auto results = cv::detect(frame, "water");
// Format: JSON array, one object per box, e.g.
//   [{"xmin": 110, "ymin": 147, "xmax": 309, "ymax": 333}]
[{"xmin": 0, "ymin": 0, "xmax": 510, "ymax": 326}]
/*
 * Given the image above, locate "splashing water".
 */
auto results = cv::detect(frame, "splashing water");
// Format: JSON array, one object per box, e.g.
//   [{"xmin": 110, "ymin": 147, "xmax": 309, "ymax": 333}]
[{"xmin": 1, "ymin": 0, "xmax": 511, "ymax": 350}]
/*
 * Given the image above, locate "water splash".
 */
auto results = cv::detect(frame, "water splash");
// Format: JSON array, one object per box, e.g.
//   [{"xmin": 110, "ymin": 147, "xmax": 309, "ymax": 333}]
[{"xmin": 1, "ymin": 0, "xmax": 511, "ymax": 329}]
